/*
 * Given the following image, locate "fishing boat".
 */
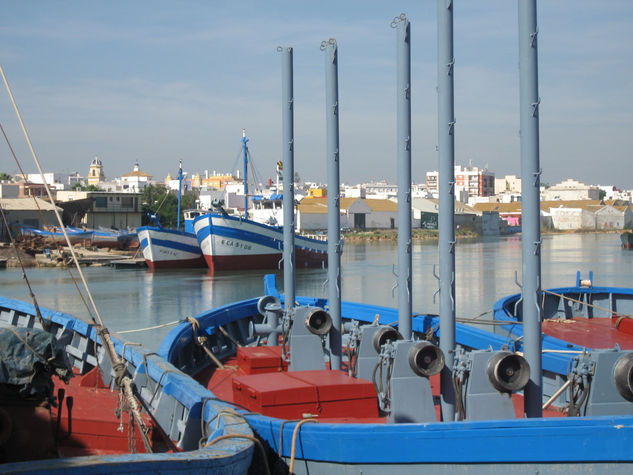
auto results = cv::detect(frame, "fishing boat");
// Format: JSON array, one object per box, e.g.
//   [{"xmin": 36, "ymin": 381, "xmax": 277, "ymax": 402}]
[
  {"xmin": 621, "ymin": 231, "xmax": 633, "ymax": 249},
  {"xmin": 159, "ymin": 12, "xmax": 633, "ymax": 472},
  {"xmin": 0, "ymin": 65, "xmax": 256, "ymax": 472},
  {"xmin": 157, "ymin": 273, "xmax": 633, "ymax": 473},
  {"xmin": 137, "ymin": 162, "xmax": 207, "ymax": 270},
  {"xmin": 90, "ymin": 227, "xmax": 137, "ymax": 250},
  {"xmin": 0, "ymin": 296, "xmax": 256, "ymax": 472},
  {"xmin": 494, "ymin": 271, "xmax": 633, "ymax": 351},
  {"xmin": 193, "ymin": 131, "xmax": 327, "ymax": 272},
  {"xmin": 19, "ymin": 225, "xmax": 93, "ymax": 245}
]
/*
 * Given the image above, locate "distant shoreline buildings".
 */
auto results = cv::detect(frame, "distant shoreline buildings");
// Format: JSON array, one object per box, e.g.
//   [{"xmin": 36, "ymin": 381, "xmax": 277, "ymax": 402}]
[{"xmin": 1, "ymin": 157, "xmax": 632, "ymax": 236}]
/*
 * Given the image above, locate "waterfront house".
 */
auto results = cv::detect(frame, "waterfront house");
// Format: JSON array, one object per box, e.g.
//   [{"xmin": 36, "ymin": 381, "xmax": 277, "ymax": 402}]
[
  {"xmin": 56, "ymin": 191, "xmax": 143, "ymax": 229},
  {"xmin": 296, "ymin": 197, "xmax": 398, "ymax": 231},
  {"xmin": 0, "ymin": 197, "xmax": 61, "ymax": 242}
]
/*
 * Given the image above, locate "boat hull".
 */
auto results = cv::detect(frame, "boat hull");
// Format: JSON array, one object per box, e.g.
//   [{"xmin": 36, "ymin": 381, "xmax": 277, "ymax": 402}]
[
  {"xmin": 137, "ymin": 226, "xmax": 206, "ymax": 269},
  {"xmin": 621, "ymin": 232, "xmax": 633, "ymax": 249},
  {"xmin": 194, "ymin": 213, "xmax": 327, "ymax": 271}
]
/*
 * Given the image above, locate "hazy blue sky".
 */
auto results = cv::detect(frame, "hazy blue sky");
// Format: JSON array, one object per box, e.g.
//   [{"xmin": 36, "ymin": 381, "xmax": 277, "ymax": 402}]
[{"xmin": 1, "ymin": 1, "xmax": 632, "ymax": 188}]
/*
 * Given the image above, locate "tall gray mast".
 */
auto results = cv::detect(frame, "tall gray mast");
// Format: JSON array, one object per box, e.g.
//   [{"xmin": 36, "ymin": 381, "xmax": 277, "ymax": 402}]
[
  {"xmin": 437, "ymin": 0, "xmax": 456, "ymax": 422},
  {"xmin": 280, "ymin": 46, "xmax": 296, "ymax": 309},
  {"xmin": 322, "ymin": 38, "xmax": 342, "ymax": 370},
  {"xmin": 394, "ymin": 14, "xmax": 412, "ymax": 340},
  {"xmin": 518, "ymin": 0, "xmax": 543, "ymax": 417}
]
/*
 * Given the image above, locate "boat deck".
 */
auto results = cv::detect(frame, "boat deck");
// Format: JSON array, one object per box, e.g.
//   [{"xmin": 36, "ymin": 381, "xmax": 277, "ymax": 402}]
[
  {"xmin": 543, "ymin": 316, "xmax": 633, "ymax": 350},
  {"xmin": 195, "ymin": 346, "xmax": 563, "ymax": 423}
]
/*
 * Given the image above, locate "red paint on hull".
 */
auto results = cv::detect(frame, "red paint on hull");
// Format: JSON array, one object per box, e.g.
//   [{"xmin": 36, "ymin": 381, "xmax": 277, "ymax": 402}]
[
  {"xmin": 205, "ymin": 249, "xmax": 326, "ymax": 272},
  {"xmin": 146, "ymin": 256, "xmax": 207, "ymax": 270}
]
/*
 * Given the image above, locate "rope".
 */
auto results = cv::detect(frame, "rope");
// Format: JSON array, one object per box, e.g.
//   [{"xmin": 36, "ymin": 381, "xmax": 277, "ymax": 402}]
[
  {"xmin": 1, "ymin": 64, "xmax": 121, "ymax": 382},
  {"xmin": 187, "ymin": 317, "xmax": 225, "ymax": 370},
  {"xmin": 218, "ymin": 325, "xmax": 242, "ymax": 348},
  {"xmin": 204, "ymin": 434, "xmax": 271, "ymax": 475},
  {"xmin": 289, "ymin": 419, "xmax": 318, "ymax": 474},
  {"xmin": 542, "ymin": 379, "xmax": 571, "ymax": 410},
  {"xmin": 116, "ymin": 320, "xmax": 180, "ymax": 334},
  {"xmin": 543, "ymin": 289, "xmax": 633, "ymax": 321},
  {"xmin": 121, "ymin": 375, "xmax": 153, "ymax": 453}
]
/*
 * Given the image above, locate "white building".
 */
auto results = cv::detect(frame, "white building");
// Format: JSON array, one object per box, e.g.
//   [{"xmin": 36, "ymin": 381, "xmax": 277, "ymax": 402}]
[
  {"xmin": 427, "ymin": 165, "xmax": 495, "ymax": 201},
  {"xmin": 26, "ymin": 172, "xmax": 83, "ymax": 190},
  {"xmin": 120, "ymin": 162, "xmax": 153, "ymax": 192},
  {"xmin": 542, "ymin": 179, "xmax": 600, "ymax": 201}
]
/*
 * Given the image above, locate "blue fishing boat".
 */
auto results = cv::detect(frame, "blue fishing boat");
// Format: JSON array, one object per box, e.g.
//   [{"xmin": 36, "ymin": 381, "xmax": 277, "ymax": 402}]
[
  {"xmin": 494, "ymin": 271, "xmax": 633, "ymax": 352},
  {"xmin": 161, "ymin": 5, "xmax": 633, "ymax": 472},
  {"xmin": 19, "ymin": 225, "xmax": 93, "ymax": 245},
  {"xmin": 157, "ymin": 273, "xmax": 633, "ymax": 474},
  {"xmin": 0, "ymin": 296, "xmax": 256, "ymax": 472},
  {"xmin": 137, "ymin": 161, "xmax": 206, "ymax": 269}
]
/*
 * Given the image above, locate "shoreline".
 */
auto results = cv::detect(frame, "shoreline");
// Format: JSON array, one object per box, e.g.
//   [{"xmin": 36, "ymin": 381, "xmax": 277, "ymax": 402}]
[{"xmin": 341, "ymin": 228, "xmax": 624, "ymax": 243}]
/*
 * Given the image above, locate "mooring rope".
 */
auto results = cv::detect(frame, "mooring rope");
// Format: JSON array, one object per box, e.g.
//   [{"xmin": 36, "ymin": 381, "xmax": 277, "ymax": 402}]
[{"xmin": 116, "ymin": 320, "xmax": 180, "ymax": 334}]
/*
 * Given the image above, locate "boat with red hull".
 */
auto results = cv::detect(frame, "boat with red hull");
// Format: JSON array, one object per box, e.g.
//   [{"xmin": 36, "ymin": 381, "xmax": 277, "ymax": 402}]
[{"xmin": 194, "ymin": 212, "xmax": 327, "ymax": 272}]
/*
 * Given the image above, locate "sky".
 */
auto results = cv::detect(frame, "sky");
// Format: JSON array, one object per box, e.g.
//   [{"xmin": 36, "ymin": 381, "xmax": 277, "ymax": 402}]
[{"xmin": 1, "ymin": 1, "xmax": 632, "ymax": 189}]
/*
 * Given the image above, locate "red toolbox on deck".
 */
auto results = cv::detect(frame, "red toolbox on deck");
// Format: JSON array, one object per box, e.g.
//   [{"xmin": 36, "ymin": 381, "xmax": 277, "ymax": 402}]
[
  {"xmin": 232, "ymin": 369, "xmax": 378, "ymax": 419},
  {"xmin": 232, "ymin": 372, "xmax": 318, "ymax": 418},
  {"xmin": 236, "ymin": 346, "xmax": 288, "ymax": 374}
]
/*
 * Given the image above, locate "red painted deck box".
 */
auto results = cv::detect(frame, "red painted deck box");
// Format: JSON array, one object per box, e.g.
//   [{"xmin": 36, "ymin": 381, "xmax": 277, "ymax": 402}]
[
  {"xmin": 236, "ymin": 346, "xmax": 288, "ymax": 374},
  {"xmin": 232, "ymin": 369, "xmax": 378, "ymax": 419}
]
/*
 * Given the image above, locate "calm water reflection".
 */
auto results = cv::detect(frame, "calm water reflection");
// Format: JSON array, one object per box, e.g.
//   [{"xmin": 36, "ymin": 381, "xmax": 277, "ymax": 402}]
[{"xmin": 1, "ymin": 233, "xmax": 631, "ymax": 350}]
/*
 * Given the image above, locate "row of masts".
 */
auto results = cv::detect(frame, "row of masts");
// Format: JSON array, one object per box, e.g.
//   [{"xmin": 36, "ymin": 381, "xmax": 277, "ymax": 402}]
[{"xmin": 280, "ymin": 0, "xmax": 542, "ymax": 420}]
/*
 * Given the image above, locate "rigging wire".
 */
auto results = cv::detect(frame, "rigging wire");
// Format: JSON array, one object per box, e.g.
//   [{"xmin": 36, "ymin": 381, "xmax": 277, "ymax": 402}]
[{"xmin": 1, "ymin": 64, "xmax": 150, "ymax": 446}]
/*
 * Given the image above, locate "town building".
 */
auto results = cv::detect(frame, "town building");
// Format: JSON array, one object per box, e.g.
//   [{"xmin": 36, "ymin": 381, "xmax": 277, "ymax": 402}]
[
  {"xmin": 0, "ymin": 198, "xmax": 62, "ymax": 242},
  {"xmin": 427, "ymin": 165, "xmax": 495, "ymax": 201},
  {"xmin": 56, "ymin": 190, "xmax": 143, "ymax": 229},
  {"xmin": 87, "ymin": 157, "xmax": 106, "ymax": 186},
  {"xmin": 542, "ymin": 179, "xmax": 600, "ymax": 201},
  {"xmin": 120, "ymin": 162, "xmax": 153, "ymax": 192},
  {"xmin": 26, "ymin": 172, "xmax": 84, "ymax": 191},
  {"xmin": 296, "ymin": 197, "xmax": 398, "ymax": 231}
]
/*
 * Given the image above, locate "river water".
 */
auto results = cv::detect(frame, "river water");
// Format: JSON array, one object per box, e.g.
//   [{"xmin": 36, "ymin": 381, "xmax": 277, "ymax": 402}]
[{"xmin": 1, "ymin": 233, "xmax": 631, "ymax": 351}]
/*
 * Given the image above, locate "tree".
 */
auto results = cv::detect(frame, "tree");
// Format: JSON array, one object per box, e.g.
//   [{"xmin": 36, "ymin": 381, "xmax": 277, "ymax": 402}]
[
  {"xmin": 71, "ymin": 182, "xmax": 102, "ymax": 191},
  {"xmin": 141, "ymin": 184, "xmax": 198, "ymax": 229},
  {"xmin": 0, "ymin": 172, "xmax": 12, "ymax": 181}
]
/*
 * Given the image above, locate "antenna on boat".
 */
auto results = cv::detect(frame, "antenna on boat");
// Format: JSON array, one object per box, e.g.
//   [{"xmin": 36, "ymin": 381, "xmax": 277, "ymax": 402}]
[
  {"xmin": 279, "ymin": 47, "xmax": 296, "ymax": 308},
  {"xmin": 322, "ymin": 38, "xmax": 342, "ymax": 370},
  {"xmin": 394, "ymin": 14, "xmax": 412, "ymax": 340},
  {"xmin": 437, "ymin": 0, "xmax": 457, "ymax": 422},
  {"xmin": 518, "ymin": 0, "xmax": 543, "ymax": 417},
  {"xmin": 242, "ymin": 129, "xmax": 249, "ymax": 220}
]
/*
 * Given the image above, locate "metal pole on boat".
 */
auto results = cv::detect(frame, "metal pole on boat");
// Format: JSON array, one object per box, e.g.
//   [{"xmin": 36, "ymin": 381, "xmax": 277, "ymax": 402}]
[
  {"xmin": 394, "ymin": 14, "xmax": 412, "ymax": 340},
  {"xmin": 280, "ymin": 46, "xmax": 296, "ymax": 308},
  {"xmin": 323, "ymin": 38, "xmax": 342, "ymax": 370},
  {"xmin": 242, "ymin": 129, "xmax": 249, "ymax": 220},
  {"xmin": 518, "ymin": 0, "xmax": 543, "ymax": 417},
  {"xmin": 437, "ymin": 0, "xmax": 456, "ymax": 422},
  {"xmin": 177, "ymin": 160, "xmax": 183, "ymax": 231}
]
